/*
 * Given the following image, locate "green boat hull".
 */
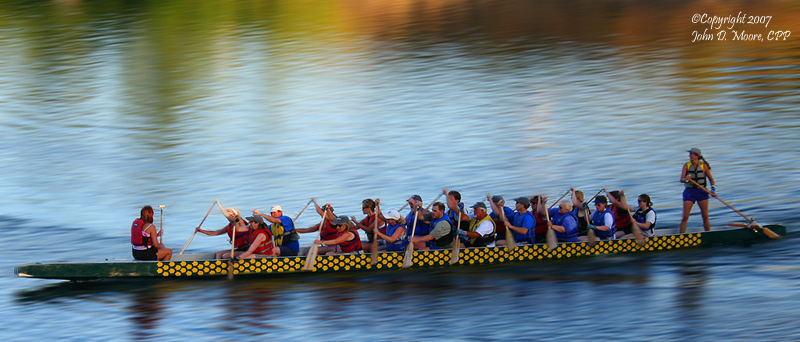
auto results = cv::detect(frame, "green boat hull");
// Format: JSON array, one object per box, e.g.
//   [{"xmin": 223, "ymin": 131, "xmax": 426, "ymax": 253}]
[{"xmin": 15, "ymin": 225, "xmax": 786, "ymax": 280}]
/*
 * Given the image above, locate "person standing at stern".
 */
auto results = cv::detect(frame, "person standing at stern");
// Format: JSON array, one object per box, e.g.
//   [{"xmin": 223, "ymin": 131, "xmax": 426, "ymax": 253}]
[{"xmin": 679, "ymin": 147, "xmax": 716, "ymax": 233}]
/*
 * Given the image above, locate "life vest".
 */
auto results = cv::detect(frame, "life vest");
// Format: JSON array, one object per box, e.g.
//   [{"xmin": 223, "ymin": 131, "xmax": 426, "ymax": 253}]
[
  {"xmin": 226, "ymin": 222, "xmax": 249, "ymax": 248},
  {"xmin": 467, "ymin": 214, "xmax": 496, "ymax": 247},
  {"xmin": 130, "ymin": 219, "xmax": 152, "ymax": 248},
  {"xmin": 311, "ymin": 219, "xmax": 338, "ymax": 241},
  {"xmin": 249, "ymin": 228, "xmax": 274, "ymax": 254},
  {"xmin": 430, "ymin": 215, "xmax": 454, "ymax": 248},
  {"xmin": 533, "ymin": 212, "xmax": 549, "ymax": 236},
  {"xmin": 633, "ymin": 207, "xmax": 657, "ymax": 233},
  {"xmin": 685, "ymin": 162, "xmax": 707, "ymax": 188},
  {"xmin": 446, "ymin": 203, "xmax": 465, "ymax": 228},
  {"xmin": 590, "ymin": 208, "xmax": 616, "ymax": 239},
  {"xmin": 383, "ymin": 222, "xmax": 408, "ymax": 251},
  {"xmin": 490, "ymin": 206, "xmax": 514, "ymax": 235},
  {"xmin": 510, "ymin": 211, "xmax": 535, "ymax": 244},
  {"xmin": 339, "ymin": 230, "xmax": 363, "ymax": 254},
  {"xmin": 552, "ymin": 210, "xmax": 579, "ymax": 242},
  {"xmin": 573, "ymin": 207, "xmax": 589, "ymax": 233},
  {"xmin": 361, "ymin": 214, "xmax": 379, "ymax": 243},
  {"xmin": 406, "ymin": 210, "xmax": 431, "ymax": 237},
  {"xmin": 270, "ymin": 217, "xmax": 299, "ymax": 246},
  {"xmin": 609, "ymin": 204, "xmax": 633, "ymax": 234}
]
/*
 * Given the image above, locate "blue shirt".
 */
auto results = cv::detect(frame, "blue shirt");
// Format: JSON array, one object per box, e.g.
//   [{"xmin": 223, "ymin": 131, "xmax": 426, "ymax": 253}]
[
  {"xmin": 278, "ymin": 215, "xmax": 299, "ymax": 252},
  {"xmin": 510, "ymin": 211, "xmax": 535, "ymax": 243},
  {"xmin": 548, "ymin": 208, "xmax": 579, "ymax": 242}
]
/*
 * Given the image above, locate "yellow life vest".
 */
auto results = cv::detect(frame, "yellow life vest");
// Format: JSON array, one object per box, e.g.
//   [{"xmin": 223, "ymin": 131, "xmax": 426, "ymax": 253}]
[{"xmin": 468, "ymin": 214, "xmax": 496, "ymax": 246}]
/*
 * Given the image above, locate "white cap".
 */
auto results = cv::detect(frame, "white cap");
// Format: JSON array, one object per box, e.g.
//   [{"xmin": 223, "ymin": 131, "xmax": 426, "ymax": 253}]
[
  {"xmin": 270, "ymin": 205, "xmax": 282, "ymax": 213},
  {"xmin": 384, "ymin": 210, "xmax": 401, "ymax": 221}
]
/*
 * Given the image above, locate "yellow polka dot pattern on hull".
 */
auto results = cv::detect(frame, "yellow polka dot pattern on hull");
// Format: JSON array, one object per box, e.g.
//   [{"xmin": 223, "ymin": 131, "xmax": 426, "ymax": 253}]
[{"xmin": 155, "ymin": 234, "xmax": 702, "ymax": 277}]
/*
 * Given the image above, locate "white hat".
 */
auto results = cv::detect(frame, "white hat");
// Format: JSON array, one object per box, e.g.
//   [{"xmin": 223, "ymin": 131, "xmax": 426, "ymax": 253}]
[
  {"xmin": 384, "ymin": 210, "xmax": 401, "ymax": 221},
  {"xmin": 270, "ymin": 205, "xmax": 282, "ymax": 213}
]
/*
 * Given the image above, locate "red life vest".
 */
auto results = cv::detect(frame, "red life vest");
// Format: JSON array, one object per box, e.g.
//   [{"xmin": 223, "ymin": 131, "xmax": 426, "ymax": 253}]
[
  {"xmin": 610, "ymin": 204, "xmax": 633, "ymax": 233},
  {"xmin": 248, "ymin": 228, "xmax": 274, "ymax": 254},
  {"xmin": 533, "ymin": 212, "xmax": 549, "ymax": 235},
  {"xmin": 339, "ymin": 230, "xmax": 363, "ymax": 253},
  {"xmin": 130, "ymin": 219, "xmax": 151, "ymax": 247},
  {"xmin": 360, "ymin": 214, "xmax": 376, "ymax": 228},
  {"xmin": 226, "ymin": 222, "xmax": 249, "ymax": 248},
  {"xmin": 320, "ymin": 219, "xmax": 340, "ymax": 240}
]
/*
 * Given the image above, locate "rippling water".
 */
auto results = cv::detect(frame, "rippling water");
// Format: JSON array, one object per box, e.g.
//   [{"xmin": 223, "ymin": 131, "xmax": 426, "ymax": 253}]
[{"xmin": 2, "ymin": 0, "xmax": 799, "ymax": 340}]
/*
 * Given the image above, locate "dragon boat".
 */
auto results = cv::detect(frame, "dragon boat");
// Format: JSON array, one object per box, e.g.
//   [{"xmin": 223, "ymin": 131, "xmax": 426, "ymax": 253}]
[{"xmin": 15, "ymin": 225, "xmax": 786, "ymax": 281}]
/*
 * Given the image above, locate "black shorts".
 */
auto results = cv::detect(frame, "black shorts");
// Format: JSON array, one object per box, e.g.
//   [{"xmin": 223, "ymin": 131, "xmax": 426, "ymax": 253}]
[
  {"xmin": 132, "ymin": 247, "xmax": 157, "ymax": 261},
  {"xmin": 278, "ymin": 245, "xmax": 298, "ymax": 256}
]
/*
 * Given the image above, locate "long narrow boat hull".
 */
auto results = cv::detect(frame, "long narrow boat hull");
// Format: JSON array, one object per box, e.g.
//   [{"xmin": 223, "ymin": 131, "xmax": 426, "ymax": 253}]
[{"xmin": 15, "ymin": 225, "xmax": 786, "ymax": 280}]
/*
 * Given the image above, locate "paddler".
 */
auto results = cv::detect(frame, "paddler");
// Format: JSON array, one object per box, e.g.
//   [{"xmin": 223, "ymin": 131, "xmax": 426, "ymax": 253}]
[
  {"xmin": 254, "ymin": 205, "xmax": 300, "ymax": 257},
  {"xmin": 295, "ymin": 198, "xmax": 340, "ymax": 255},
  {"xmin": 195, "ymin": 201, "xmax": 249, "ymax": 259},
  {"xmin": 131, "ymin": 205, "xmax": 173, "ymax": 261},
  {"xmin": 222, "ymin": 213, "xmax": 274, "ymax": 260},
  {"xmin": 455, "ymin": 202, "xmax": 496, "ymax": 247}
]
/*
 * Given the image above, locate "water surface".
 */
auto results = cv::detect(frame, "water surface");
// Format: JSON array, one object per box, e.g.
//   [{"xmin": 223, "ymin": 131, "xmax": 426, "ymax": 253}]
[{"xmin": 1, "ymin": 0, "xmax": 799, "ymax": 340}]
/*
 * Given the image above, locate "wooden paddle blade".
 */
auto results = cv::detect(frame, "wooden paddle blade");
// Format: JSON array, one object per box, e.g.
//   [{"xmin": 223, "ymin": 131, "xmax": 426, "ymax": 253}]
[
  {"xmin": 227, "ymin": 260, "xmax": 235, "ymax": 280},
  {"xmin": 369, "ymin": 243, "xmax": 379, "ymax": 266},
  {"xmin": 759, "ymin": 225, "xmax": 781, "ymax": 239},
  {"xmin": 546, "ymin": 228, "xmax": 557, "ymax": 251},
  {"xmin": 505, "ymin": 227, "xmax": 516, "ymax": 251},
  {"xmin": 402, "ymin": 244, "xmax": 414, "ymax": 268},
  {"xmin": 302, "ymin": 245, "xmax": 319, "ymax": 271},
  {"xmin": 632, "ymin": 224, "xmax": 646, "ymax": 247},
  {"xmin": 587, "ymin": 229, "xmax": 597, "ymax": 247},
  {"xmin": 450, "ymin": 238, "xmax": 460, "ymax": 265},
  {"xmin": 179, "ymin": 231, "xmax": 197, "ymax": 255}
]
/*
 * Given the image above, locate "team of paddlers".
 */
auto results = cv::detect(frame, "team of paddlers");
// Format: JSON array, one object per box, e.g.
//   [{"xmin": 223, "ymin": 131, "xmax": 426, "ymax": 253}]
[{"xmin": 131, "ymin": 148, "xmax": 716, "ymax": 262}]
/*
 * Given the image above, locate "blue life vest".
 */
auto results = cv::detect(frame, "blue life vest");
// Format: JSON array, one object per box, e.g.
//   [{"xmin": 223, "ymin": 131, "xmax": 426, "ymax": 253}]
[
  {"xmin": 446, "ymin": 203, "xmax": 464, "ymax": 224},
  {"xmin": 510, "ymin": 211, "xmax": 535, "ymax": 244},
  {"xmin": 384, "ymin": 223, "xmax": 408, "ymax": 251},
  {"xmin": 406, "ymin": 210, "xmax": 431, "ymax": 237},
  {"xmin": 429, "ymin": 215, "xmax": 454, "ymax": 248},
  {"xmin": 590, "ymin": 208, "xmax": 616, "ymax": 239},
  {"xmin": 633, "ymin": 207, "xmax": 657, "ymax": 233}
]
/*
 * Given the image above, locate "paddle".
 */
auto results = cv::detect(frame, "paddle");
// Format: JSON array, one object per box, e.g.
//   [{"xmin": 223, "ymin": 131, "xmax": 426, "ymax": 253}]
[
  {"xmin": 581, "ymin": 189, "xmax": 603, "ymax": 247},
  {"xmin": 489, "ymin": 194, "xmax": 515, "ymax": 251},
  {"xmin": 397, "ymin": 202, "xmax": 409, "ymax": 212},
  {"xmin": 686, "ymin": 178, "xmax": 780, "ymax": 239},
  {"xmin": 548, "ymin": 190, "xmax": 570, "ymax": 209},
  {"xmin": 402, "ymin": 206, "xmax": 420, "ymax": 268},
  {"xmin": 370, "ymin": 211, "xmax": 380, "ymax": 266},
  {"xmin": 727, "ymin": 222, "xmax": 780, "ymax": 238},
  {"xmin": 227, "ymin": 208, "xmax": 238, "ymax": 280},
  {"xmin": 293, "ymin": 199, "xmax": 314, "ymax": 222},
  {"xmin": 426, "ymin": 193, "xmax": 444, "ymax": 211},
  {"xmin": 302, "ymin": 208, "xmax": 329, "ymax": 271},
  {"xmin": 179, "ymin": 202, "xmax": 216, "ymax": 255},
  {"xmin": 579, "ymin": 201, "xmax": 597, "ymax": 248},
  {"xmin": 158, "ymin": 205, "xmax": 166, "ymax": 244},
  {"xmin": 619, "ymin": 191, "xmax": 646, "ymax": 246},
  {"xmin": 543, "ymin": 197, "xmax": 558, "ymax": 251},
  {"xmin": 450, "ymin": 205, "xmax": 462, "ymax": 265}
]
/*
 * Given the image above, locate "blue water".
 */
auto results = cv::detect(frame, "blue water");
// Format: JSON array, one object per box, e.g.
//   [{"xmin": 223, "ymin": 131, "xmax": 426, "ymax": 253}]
[{"xmin": 2, "ymin": 0, "xmax": 800, "ymax": 340}]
